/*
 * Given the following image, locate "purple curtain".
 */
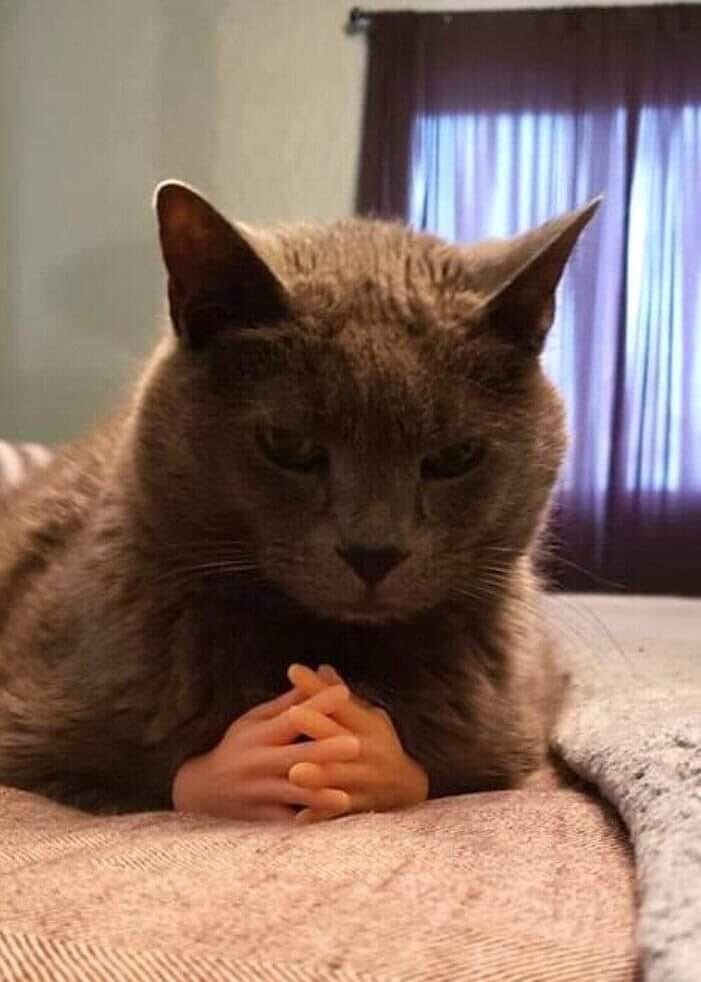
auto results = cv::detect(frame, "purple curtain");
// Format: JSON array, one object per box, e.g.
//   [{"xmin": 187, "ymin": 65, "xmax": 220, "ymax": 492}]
[{"xmin": 357, "ymin": 7, "xmax": 701, "ymax": 596}]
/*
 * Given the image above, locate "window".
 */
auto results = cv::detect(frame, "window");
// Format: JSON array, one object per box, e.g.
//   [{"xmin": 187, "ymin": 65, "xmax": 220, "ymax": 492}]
[{"xmin": 410, "ymin": 107, "xmax": 701, "ymax": 498}]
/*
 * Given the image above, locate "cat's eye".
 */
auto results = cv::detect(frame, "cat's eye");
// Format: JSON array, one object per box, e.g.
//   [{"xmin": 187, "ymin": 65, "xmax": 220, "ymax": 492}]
[
  {"xmin": 256, "ymin": 427, "xmax": 328, "ymax": 474},
  {"xmin": 421, "ymin": 440, "xmax": 485, "ymax": 480}
]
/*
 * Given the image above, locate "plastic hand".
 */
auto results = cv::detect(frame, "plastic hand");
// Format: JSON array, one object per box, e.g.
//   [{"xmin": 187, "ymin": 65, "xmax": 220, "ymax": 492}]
[
  {"xmin": 286, "ymin": 663, "xmax": 429, "ymax": 824},
  {"xmin": 172, "ymin": 683, "xmax": 360, "ymax": 821}
]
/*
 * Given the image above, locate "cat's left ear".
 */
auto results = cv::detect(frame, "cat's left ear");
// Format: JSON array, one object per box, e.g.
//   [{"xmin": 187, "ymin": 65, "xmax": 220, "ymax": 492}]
[
  {"xmin": 154, "ymin": 181, "xmax": 289, "ymax": 350},
  {"xmin": 473, "ymin": 198, "xmax": 601, "ymax": 354}
]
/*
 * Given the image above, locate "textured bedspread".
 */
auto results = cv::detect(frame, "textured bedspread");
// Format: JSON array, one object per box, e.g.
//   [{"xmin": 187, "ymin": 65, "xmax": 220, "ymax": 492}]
[
  {"xmin": 551, "ymin": 593, "xmax": 701, "ymax": 982},
  {"xmin": 0, "ymin": 764, "xmax": 637, "ymax": 982}
]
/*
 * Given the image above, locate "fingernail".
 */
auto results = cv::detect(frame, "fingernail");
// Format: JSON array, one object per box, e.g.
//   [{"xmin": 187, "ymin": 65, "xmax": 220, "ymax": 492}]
[{"xmin": 320, "ymin": 664, "xmax": 342, "ymax": 679}]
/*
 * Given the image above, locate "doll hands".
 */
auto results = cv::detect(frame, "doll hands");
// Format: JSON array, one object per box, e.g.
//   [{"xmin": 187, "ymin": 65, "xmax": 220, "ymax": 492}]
[
  {"xmin": 172, "ymin": 682, "xmax": 360, "ymax": 821},
  {"xmin": 286, "ymin": 663, "xmax": 429, "ymax": 824}
]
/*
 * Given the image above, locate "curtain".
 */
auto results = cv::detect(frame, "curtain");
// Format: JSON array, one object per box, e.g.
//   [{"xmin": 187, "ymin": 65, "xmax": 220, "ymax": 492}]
[{"xmin": 357, "ymin": 7, "xmax": 701, "ymax": 595}]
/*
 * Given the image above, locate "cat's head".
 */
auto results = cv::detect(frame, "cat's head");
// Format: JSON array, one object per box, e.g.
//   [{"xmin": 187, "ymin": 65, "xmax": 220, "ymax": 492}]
[{"xmin": 134, "ymin": 183, "xmax": 598, "ymax": 624}]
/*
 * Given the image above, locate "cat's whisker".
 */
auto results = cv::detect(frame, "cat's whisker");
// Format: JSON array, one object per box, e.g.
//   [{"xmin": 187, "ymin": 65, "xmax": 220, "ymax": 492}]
[
  {"xmin": 543, "ymin": 593, "xmax": 631, "ymax": 676},
  {"xmin": 447, "ymin": 576, "xmax": 609, "ymax": 664},
  {"xmin": 471, "ymin": 544, "xmax": 629, "ymax": 671},
  {"xmin": 450, "ymin": 584, "xmax": 500, "ymax": 605},
  {"xmin": 150, "ymin": 571, "xmax": 267, "ymax": 596},
  {"xmin": 544, "ymin": 553, "xmax": 625, "ymax": 591},
  {"xmin": 463, "ymin": 584, "xmax": 613, "ymax": 673},
  {"xmin": 157, "ymin": 553, "xmax": 259, "ymax": 568},
  {"xmin": 152, "ymin": 559, "xmax": 263, "ymax": 588},
  {"xmin": 478, "ymin": 545, "xmax": 521, "ymax": 555},
  {"xmin": 154, "ymin": 553, "xmax": 259, "ymax": 569},
  {"xmin": 152, "ymin": 541, "xmax": 254, "ymax": 555}
]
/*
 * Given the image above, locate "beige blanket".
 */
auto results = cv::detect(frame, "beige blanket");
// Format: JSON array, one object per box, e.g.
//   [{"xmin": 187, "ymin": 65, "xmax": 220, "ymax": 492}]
[{"xmin": 0, "ymin": 763, "xmax": 637, "ymax": 982}]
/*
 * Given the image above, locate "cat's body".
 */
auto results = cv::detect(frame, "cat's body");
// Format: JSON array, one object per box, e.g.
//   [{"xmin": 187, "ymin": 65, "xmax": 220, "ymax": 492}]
[{"xmin": 0, "ymin": 189, "xmax": 596, "ymax": 813}]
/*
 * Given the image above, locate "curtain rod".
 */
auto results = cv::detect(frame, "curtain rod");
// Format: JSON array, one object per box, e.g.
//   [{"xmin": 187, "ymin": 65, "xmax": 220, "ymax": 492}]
[
  {"xmin": 347, "ymin": 8, "xmax": 461, "ymax": 32},
  {"xmin": 347, "ymin": 4, "xmax": 673, "ymax": 31}
]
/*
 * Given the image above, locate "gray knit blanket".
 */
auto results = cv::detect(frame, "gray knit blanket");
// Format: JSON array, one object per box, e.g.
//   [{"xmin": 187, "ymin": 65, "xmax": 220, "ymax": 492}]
[{"xmin": 551, "ymin": 593, "xmax": 701, "ymax": 982}]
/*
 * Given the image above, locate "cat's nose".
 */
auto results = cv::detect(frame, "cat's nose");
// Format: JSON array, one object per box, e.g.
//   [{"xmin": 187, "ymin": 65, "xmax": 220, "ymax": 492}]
[{"xmin": 336, "ymin": 545, "xmax": 410, "ymax": 587}]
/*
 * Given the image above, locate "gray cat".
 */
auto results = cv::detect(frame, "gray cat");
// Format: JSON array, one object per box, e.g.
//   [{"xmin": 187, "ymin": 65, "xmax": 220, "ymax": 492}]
[{"xmin": 0, "ymin": 184, "xmax": 598, "ymax": 814}]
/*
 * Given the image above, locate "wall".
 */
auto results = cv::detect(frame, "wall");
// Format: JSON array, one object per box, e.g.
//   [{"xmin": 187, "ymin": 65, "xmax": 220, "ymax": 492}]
[{"xmin": 0, "ymin": 0, "xmax": 678, "ymax": 442}]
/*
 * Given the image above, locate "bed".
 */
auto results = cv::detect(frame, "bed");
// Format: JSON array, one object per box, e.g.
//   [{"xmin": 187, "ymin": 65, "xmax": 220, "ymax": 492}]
[{"xmin": 1, "ymin": 440, "xmax": 698, "ymax": 982}]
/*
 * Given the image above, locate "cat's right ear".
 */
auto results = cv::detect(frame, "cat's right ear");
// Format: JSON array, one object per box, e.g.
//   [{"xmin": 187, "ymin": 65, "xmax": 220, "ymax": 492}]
[
  {"xmin": 468, "ymin": 199, "xmax": 601, "ymax": 355},
  {"xmin": 153, "ymin": 181, "xmax": 289, "ymax": 350}
]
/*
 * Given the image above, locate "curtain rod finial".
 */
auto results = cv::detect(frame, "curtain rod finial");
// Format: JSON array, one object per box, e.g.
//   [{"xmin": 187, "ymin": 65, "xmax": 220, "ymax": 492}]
[{"xmin": 347, "ymin": 7, "xmax": 370, "ymax": 34}]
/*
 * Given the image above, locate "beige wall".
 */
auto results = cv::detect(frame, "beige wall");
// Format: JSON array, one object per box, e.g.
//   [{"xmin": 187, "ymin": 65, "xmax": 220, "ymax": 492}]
[{"xmin": 0, "ymin": 0, "xmax": 673, "ymax": 442}]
